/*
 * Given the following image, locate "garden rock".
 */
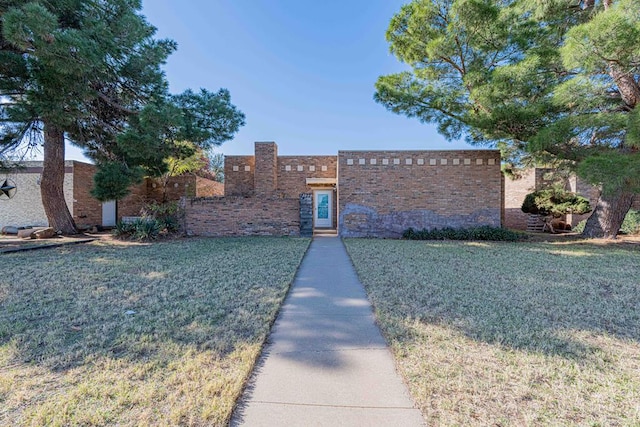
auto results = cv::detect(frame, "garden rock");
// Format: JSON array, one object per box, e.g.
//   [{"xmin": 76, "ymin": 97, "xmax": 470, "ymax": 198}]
[
  {"xmin": 17, "ymin": 228, "xmax": 36, "ymax": 239},
  {"xmin": 34, "ymin": 227, "xmax": 56, "ymax": 239},
  {"xmin": 1, "ymin": 226, "xmax": 18, "ymax": 235}
]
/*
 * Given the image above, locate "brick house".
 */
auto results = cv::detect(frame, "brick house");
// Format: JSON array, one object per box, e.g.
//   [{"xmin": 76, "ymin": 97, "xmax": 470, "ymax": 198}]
[
  {"xmin": 0, "ymin": 161, "xmax": 222, "ymax": 230},
  {"xmin": 184, "ymin": 142, "xmax": 503, "ymax": 237}
]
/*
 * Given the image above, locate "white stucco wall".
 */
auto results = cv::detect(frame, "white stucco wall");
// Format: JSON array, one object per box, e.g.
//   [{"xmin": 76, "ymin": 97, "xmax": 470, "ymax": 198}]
[{"xmin": 0, "ymin": 161, "xmax": 74, "ymax": 229}]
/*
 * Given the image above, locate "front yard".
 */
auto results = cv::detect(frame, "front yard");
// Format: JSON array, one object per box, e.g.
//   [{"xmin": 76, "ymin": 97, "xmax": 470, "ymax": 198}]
[
  {"xmin": 0, "ymin": 237, "xmax": 309, "ymax": 426},
  {"xmin": 345, "ymin": 239, "xmax": 640, "ymax": 426}
]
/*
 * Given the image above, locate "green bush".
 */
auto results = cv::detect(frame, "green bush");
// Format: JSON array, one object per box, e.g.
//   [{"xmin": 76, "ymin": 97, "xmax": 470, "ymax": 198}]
[
  {"xmin": 113, "ymin": 221, "xmax": 136, "ymax": 238},
  {"xmin": 521, "ymin": 187, "xmax": 591, "ymax": 217},
  {"xmin": 621, "ymin": 210, "xmax": 640, "ymax": 235},
  {"xmin": 402, "ymin": 226, "xmax": 526, "ymax": 242},
  {"xmin": 141, "ymin": 201, "xmax": 181, "ymax": 233},
  {"xmin": 132, "ymin": 218, "xmax": 161, "ymax": 240}
]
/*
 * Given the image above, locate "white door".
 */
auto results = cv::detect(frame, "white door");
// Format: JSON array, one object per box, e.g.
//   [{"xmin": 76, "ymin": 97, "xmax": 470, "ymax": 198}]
[
  {"xmin": 314, "ymin": 190, "xmax": 332, "ymax": 228},
  {"xmin": 102, "ymin": 200, "xmax": 117, "ymax": 227}
]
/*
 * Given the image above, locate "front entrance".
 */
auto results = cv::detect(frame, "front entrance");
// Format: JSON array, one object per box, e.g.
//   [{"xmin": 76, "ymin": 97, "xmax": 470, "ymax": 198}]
[{"xmin": 313, "ymin": 190, "xmax": 333, "ymax": 228}]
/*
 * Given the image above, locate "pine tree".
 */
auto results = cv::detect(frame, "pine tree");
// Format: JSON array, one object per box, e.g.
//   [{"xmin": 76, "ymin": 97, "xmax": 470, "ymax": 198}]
[
  {"xmin": 1, "ymin": 1, "xmax": 244, "ymax": 234},
  {"xmin": 375, "ymin": 0, "xmax": 639, "ymax": 238}
]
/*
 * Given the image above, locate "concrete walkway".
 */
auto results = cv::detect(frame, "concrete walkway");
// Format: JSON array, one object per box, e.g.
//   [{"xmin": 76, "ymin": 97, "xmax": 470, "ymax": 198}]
[{"xmin": 231, "ymin": 236, "xmax": 424, "ymax": 426}]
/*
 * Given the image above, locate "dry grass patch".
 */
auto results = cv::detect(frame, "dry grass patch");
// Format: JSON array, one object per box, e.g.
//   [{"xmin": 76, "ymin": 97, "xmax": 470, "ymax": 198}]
[
  {"xmin": 345, "ymin": 239, "xmax": 640, "ymax": 426},
  {"xmin": 0, "ymin": 237, "xmax": 309, "ymax": 426}
]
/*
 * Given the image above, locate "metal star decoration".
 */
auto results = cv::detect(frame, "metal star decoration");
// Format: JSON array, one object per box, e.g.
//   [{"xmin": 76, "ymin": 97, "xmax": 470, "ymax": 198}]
[{"xmin": 0, "ymin": 179, "xmax": 17, "ymax": 200}]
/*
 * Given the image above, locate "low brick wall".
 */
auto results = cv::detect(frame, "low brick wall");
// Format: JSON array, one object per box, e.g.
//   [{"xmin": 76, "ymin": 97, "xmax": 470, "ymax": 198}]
[{"xmin": 184, "ymin": 196, "xmax": 301, "ymax": 237}]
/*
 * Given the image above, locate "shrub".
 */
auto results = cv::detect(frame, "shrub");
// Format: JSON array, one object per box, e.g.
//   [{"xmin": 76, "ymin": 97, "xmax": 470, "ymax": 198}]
[
  {"xmin": 621, "ymin": 210, "xmax": 640, "ymax": 235},
  {"xmin": 132, "ymin": 218, "xmax": 161, "ymax": 240},
  {"xmin": 574, "ymin": 220, "xmax": 586, "ymax": 234},
  {"xmin": 521, "ymin": 187, "xmax": 591, "ymax": 217},
  {"xmin": 402, "ymin": 226, "xmax": 525, "ymax": 242},
  {"xmin": 113, "ymin": 221, "xmax": 136, "ymax": 239},
  {"xmin": 112, "ymin": 218, "xmax": 161, "ymax": 241},
  {"xmin": 141, "ymin": 201, "xmax": 181, "ymax": 233}
]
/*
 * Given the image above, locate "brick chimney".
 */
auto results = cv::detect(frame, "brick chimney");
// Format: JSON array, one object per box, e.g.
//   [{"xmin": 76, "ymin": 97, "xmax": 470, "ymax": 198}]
[{"xmin": 254, "ymin": 142, "xmax": 278, "ymax": 195}]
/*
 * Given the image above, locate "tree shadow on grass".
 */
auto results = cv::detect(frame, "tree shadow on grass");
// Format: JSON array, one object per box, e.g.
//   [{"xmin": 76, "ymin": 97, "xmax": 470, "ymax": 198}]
[
  {"xmin": 0, "ymin": 238, "xmax": 305, "ymax": 372},
  {"xmin": 349, "ymin": 240, "xmax": 640, "ymax": 362}
]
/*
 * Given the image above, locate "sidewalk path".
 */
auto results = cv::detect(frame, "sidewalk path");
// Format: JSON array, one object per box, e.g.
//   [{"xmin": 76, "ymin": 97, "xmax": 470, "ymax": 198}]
[{"xmin": 231, "ymin": 236, "xmax": 424, "ymax": 426}]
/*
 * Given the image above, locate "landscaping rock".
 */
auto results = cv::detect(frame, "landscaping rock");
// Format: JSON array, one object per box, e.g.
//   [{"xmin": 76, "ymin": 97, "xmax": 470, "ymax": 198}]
[
  {"xmin": 34, "ymin": 227, "xmax": 56, "ymax": 239},
  {"xmin": 17, "ymin": 228, "xmax": 36, "ymax": 239},
  {"xmin": 1, "ymin": 226, "xmax": 19, "ymax": 235}
]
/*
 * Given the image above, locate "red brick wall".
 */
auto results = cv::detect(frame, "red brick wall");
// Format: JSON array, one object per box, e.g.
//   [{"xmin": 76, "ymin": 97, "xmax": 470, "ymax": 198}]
[
  {"xmin": 72, "ymin": 162, "xmax": 102, "ymax": 228},
  {"xmin": 118, "ymin": 181, "xmax": 149, "ymax": 218},
  {"xmin": 338, "ymin": 150, "xmax": 502, "ymax": 237},
  {"xmin": 184, "ymin": 196, "xmax": 300, "ymax": 236},
  {"xmin": 224, "ymin": 156, "xmax": 255, "ymax": 196}
]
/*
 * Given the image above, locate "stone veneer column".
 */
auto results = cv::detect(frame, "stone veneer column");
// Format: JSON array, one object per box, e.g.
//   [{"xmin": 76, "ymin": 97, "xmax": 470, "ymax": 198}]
[
  {"xmin": 299, "ymin": 193, "xmax": 313, "ymax": 237},
  {"xmin": 254, "ymin": 141, "xmax": 278, "ymax": 195}
]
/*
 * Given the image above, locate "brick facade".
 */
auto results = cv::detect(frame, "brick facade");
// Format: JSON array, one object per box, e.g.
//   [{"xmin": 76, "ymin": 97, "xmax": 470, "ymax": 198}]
[
  {"xmin": 338, "ymin": 150, "xmax": 502, "ymax": 237},
  {"xmin": 190, "ymin": 142, "xmax": 503, "ymax": 237},
  {"xmin": 72, "ymin": 162, "xmax": 102, "ymax": 228}
]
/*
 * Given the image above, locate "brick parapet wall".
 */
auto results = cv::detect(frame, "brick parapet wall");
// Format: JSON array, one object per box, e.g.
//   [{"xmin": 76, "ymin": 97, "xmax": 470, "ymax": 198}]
[
  {"xmin": 184, "ymin": 196, "xmax": 300, "ymax": 237},
  {"xmin": 276, "ymin": 155, "xmax": 338, "ymax": 198},
  {"xmin": 338, "ymin": 150, "xmax": 502, "ymax": 237},
  {"xmin": 224, "ymin": 156, "xmax": 255, "ymax": 196}
]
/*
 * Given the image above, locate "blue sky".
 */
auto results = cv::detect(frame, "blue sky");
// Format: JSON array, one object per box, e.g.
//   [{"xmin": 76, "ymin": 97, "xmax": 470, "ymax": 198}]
[{"xmin": 64, "ymin": 0, "xmax": 473, "ymax": 161}]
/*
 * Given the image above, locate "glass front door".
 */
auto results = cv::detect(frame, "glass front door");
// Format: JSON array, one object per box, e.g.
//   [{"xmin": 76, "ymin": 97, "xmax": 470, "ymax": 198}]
[{"xmin": 314, "ymin": 190, "xmax": 332, "ymax": 228}]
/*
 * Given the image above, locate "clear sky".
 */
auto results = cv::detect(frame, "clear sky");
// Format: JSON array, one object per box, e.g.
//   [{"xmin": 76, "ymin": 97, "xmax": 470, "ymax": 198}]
[{"xmin": 64, "ymin": 0, "xmax": 473, "ymax": 161}]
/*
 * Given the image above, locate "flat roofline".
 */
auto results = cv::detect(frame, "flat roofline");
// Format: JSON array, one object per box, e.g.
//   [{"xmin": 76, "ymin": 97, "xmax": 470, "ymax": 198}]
[{"xmin": 337, "ymin": 148, "xmax": 500, "ymax": 153}]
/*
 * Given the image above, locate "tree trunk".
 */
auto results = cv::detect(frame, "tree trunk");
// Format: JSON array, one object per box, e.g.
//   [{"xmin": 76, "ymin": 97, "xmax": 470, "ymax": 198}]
[
  {"xmin": 41, "ymin": 122, "xmax": 78, "ymax": 235},
  {"xmin": 582, "ymin": 189, "xmax": 634, "ymax": 239}
]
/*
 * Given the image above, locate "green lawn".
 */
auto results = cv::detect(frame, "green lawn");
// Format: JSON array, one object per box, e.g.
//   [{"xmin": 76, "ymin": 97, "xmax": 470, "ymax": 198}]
[
  {"xmin": 345, "ymin": 239, "xmax": 640, "ymax": 426},
  {"xmin": 0, "ymin": 237, "xmax": 309, "ymax": 426}
]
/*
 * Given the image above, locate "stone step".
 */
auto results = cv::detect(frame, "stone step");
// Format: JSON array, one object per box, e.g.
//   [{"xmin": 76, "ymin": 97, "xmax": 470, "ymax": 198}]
[{"xmin": 313, "ymin": 229, "xmax": 338, "ymax": 236}]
